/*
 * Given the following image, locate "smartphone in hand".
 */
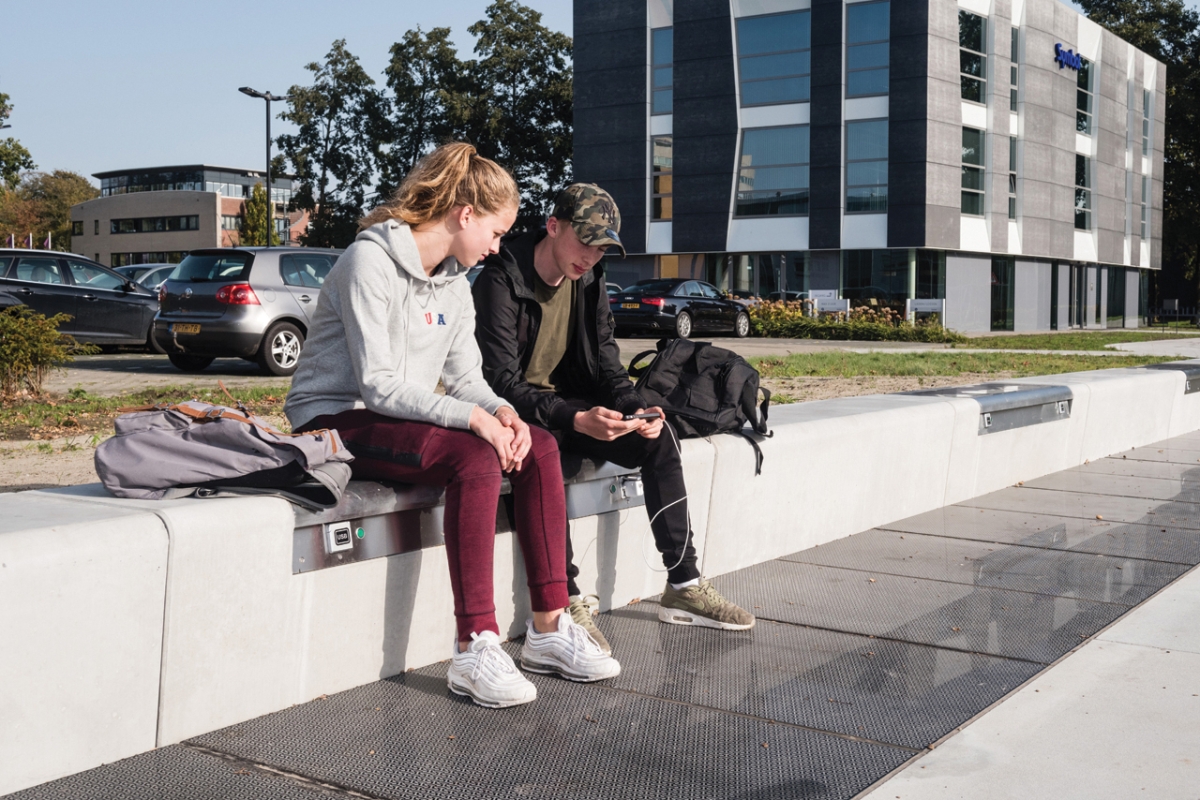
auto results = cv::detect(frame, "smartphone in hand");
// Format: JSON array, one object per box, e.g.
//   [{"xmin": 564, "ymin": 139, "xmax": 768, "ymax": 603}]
[{"xmin": 622, "ymin": 412, "xmax": 662, "ymax": 421}]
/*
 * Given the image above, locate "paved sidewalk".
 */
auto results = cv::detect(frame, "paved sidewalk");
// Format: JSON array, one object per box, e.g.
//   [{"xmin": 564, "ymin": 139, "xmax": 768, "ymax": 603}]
[{"xmin": 9, "ymin": 433, "xmax": 1200, "ymax": 798}]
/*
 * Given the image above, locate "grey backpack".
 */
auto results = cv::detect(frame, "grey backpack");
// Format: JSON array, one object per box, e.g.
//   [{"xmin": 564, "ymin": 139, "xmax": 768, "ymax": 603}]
[{"xmin": 95, "ymin": 397, "xmax": 354, "ymax": 510}]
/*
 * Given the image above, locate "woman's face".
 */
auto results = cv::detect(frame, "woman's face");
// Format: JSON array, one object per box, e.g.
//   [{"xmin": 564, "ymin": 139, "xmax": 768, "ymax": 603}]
[{"xmin": 451, "ymin": 204, "xmax": 518, "ymax": 267}]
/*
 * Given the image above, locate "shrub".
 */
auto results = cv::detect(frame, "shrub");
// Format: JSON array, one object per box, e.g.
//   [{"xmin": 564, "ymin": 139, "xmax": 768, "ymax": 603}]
[
  {"xmin": 0, "ymin": 306, "xmax": 93, "ymax": 398},
  {"xmin": 748, "ymin": 300, "xmax": 966, "ymax": 343}
]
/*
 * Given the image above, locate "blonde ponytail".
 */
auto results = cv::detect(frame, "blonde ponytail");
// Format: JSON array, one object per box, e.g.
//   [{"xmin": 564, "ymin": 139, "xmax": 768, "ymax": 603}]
[{"xmin": 359, "ymin": 142, "xmax": 519, "ymax": 231}]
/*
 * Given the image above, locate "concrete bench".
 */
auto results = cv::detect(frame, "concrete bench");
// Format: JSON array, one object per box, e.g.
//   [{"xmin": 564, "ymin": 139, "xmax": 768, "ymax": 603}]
[{"xmin": 3, "ymin": 360, "xmax": 1200, "ymax": 795}]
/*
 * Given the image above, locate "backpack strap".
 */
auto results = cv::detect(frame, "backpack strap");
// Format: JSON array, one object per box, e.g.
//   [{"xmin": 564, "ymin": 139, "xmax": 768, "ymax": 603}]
[
  {"xmin": 628, "ymin": 349, "xmax": 658, "ymax": 379},
  {"xmin": 756, "ymin": 387, "xmax": 774, "ymax": 437},
  {"xmin": 738, "ymin": 430, "xmax": 766, "ymax": 475}
]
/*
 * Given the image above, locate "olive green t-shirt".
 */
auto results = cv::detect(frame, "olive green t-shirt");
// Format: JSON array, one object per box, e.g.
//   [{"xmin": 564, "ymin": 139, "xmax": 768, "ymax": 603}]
[{"xmin": 525, "ymin": 273, "xmax": 576, "ymax": 391}]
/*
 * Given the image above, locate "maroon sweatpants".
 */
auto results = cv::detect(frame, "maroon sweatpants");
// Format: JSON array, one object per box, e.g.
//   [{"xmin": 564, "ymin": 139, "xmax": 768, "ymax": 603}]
[{"xmin": 300, "ymin": 409, "xmax": 569, "ymax": 641}]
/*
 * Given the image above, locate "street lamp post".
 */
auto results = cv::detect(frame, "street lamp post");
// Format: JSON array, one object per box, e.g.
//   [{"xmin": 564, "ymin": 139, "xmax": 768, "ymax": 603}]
[{"xmin": 238, "ymin": 86, "xmax": 285, "ymax": 247}]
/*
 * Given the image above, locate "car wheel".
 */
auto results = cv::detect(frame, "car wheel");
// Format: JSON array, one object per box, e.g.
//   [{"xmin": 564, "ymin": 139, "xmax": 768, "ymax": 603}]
[
  {"xmin": 168, "ymin": 353, "xmax": 214, "ymax": 372},
  {"xmin": 257, "ymin": 322, "xmax": 304, "ymax": 377},
  {"xmin": 733, "ymin": 311, "xmax": 751, "ymax": 338},
  {"xmin": 674, "ymin": 311, "xmax": 693, "ymax": 339}
]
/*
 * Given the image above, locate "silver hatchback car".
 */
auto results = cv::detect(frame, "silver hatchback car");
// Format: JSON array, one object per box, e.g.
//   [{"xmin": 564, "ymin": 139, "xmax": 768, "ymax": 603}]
[{"xmin": 153, "ymin": 247, "xmax": 341, "ymax": 376}]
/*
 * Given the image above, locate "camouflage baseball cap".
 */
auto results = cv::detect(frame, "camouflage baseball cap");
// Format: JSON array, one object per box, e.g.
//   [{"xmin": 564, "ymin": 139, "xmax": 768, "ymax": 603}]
[{"xmin": 552, "ymin": 183, "xmax": 625, "ymax": 256}]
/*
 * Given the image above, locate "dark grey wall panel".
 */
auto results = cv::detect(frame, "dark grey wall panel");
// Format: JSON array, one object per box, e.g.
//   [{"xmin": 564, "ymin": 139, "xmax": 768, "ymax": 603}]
[
  {"xmin": 810, "ymin": 0, "xmax": 845, "ymax": 249},
  {"xmin": 572, "ymin": 0, "xmax": 647, "ymax": 253},
  {"xmin": 887, "ymin": 0, "xmax": 930, "ymax": 247},
  {"xmin": 673, "ymin": 0, "xmax": 738, "ymax": 253}
]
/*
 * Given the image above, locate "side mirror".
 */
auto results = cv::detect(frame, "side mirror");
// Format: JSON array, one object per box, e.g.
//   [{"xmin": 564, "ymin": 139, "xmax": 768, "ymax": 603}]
[{"xmin": 123, "ymin": 281, "xmax": 140, "ymax": 293}]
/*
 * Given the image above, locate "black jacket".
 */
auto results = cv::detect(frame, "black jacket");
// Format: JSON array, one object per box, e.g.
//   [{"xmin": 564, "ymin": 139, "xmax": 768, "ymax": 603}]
[{"xmin": 472, "ymin": 229, "xmax": 645, "ymax": 431}]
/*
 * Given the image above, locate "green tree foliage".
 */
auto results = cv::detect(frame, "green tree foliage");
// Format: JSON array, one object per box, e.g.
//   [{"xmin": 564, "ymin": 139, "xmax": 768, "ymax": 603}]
[
  {"xmin": 0, "ymin": 307, "xmax": 92, "ymax": 399},
  {"xmin": 0, "ymin": 91, "xmax": 36, "ymax": 190},
  {"xmin": 1076, "ymin": 0, "xmax": 1200, "ymax": 291},
  {"xmin": 0, "ymin": 171, "xmax": 98, "ymax": 250},
  {"xmin": 376, "ymin": 26, "xmax": 462, "ymax": 201},
  {"xmin": 277, "ymin": 40, "xmax": 383, "ymax": 248},
  {"xmin": 241, "ymin": 182, "xmax": 280, "ymax": 246}
]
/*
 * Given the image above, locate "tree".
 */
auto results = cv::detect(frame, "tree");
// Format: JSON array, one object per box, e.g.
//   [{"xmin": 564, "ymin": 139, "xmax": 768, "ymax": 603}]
[
  {"xmin": 0, "ymin": 91, "xmax": 36, "ymax": 190},
  {"xmin": 241, "ymin": 183, "xmax": 280, "ymax": 246},
  {"xmin": 1076, "ymin": 0, "xmax": 1200, "ymax": 299},
  {"xmin": 277, "ymin": 40, "xmax": 382, "ymax": 248},
  {"xmin": 376, "ymin": 26, "xmax": 462, "ymax": 201},
  {"xmin": 0, "ymin": 171, "xmax": 98, "ymax": 250},
  {"xmin": 454, "ymin": 0, "xmax": 574, "ymax": 231}
]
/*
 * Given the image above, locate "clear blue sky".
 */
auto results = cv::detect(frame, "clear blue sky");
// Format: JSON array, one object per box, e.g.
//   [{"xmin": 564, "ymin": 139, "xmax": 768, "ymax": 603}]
[
  {"xmin": 0, "ymin": 1, "xmax": 571, "ymax": 181},
  {"xmin": 3, "ymin": 1, "xmax": 1197, "ymax": 184}
]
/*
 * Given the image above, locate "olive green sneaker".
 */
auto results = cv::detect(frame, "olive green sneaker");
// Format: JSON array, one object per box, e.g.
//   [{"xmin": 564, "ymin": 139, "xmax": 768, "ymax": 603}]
[
  {"xmin": 568, "ymin": 594, "xmax": 611, "ymax": 655},
  {"xmin": 658, "ymin": 580, "xmax": 755, "ymax": 630}
]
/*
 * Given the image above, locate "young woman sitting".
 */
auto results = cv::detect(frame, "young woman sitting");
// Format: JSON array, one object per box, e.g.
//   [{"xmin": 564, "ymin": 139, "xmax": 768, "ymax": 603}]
[{"xmin": 285, "ymin": 142, "xmax": 620, "ymax": 708}]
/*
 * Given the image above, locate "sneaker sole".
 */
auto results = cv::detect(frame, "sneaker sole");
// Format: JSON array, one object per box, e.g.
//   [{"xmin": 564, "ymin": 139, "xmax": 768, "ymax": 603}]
[
  {"xmin": 447, "ymin": 676, "xmax": 536, "ymax": 709},
  {"xmin": 519, "ymin": 653, "xmax": 622, "ymax": 682},
  {"xmin": 657, "ymin": 604, "xmax": 756, "ymax": 630}
]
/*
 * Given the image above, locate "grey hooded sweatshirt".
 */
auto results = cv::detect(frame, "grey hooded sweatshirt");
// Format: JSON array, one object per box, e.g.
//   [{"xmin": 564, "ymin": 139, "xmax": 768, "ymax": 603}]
[{"xmin": 285, "ymin": 221, "xmax": 509, "ymax": 432}]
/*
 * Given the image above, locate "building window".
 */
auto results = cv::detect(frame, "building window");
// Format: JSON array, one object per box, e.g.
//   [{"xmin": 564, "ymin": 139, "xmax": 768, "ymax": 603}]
[
  {"xmin": 1008, "ymin": 136, "xmax": 1017, "ymax": 220},
  {"xmin": 844, "ymin": 120, "xmax": 887, "ymax": 213},
  {"xmin": 961, "ymin": 127, "xmax": 985, "ymax": 215},
  {"xmin": 221, "ymin": 215, "xmax": 243, "ymax": 231},
  {"xmin": 71, "ymin": 221, "xmax": 83, "ymax": 237},
  {"xmin": 1140, "ymin": 175, "xmax": 1148, "ymax": 238},
  {"xmin": 916, "ymin": 250, "xmax": 946, "ymax": 299},
  {"xmin": 846, "ymin": 1, "xmax": 889, "ymax": 98},
  {"xmin": 959, "ymin": 11, "xmax": 987, "ymax": 104},
  {"xmin": 991, "ymin": 257, "xmax": 1015, "ymax": 331},
  {"xmin": 652, "ymin": 136, "xmax": 673, "ymax": 220},
  {"xmin": 110, "ymin": 215, "xmax": 200, "ymax": 234},
  {"xmin": 736, "ymin": 125, "xmax": 810, "ymax": 216},
  {"xmin": 736, "ymin": 11, "xmax": 811, "ymax": 106},
  {"xmin": 93, "ymin": 220, "xmax": 99, "ymax": 235},
  {"xmin": 1077, "ymin": 58, "xmax": 1094, "ymax": 134},
  {"xmin": 1142, "ymin": 89, "xmax": 1152, "ymax": 156},
  {"xmin": 1075, "ymin": 155, "xmax": 1092, "ymax": 230},
  {"xmin": 651, "ymin": 27, "xmax": 673, "ymax": 115},
  {"xmin": 110, "ymin": 251, "xmax": 187, "ymax": 267},
  {"xmin": 842, "ymin": 250, "xmax": 909, "ymax": 304},
  {"xmin": 1009, "ymin": 27, "xmax": 1019, "ymax": 111}
]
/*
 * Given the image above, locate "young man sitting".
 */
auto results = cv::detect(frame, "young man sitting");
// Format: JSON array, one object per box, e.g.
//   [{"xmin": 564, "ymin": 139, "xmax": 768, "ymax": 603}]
[{"xmin": 471, "ymin": 183, "xmax": 754, "ymax": 652}]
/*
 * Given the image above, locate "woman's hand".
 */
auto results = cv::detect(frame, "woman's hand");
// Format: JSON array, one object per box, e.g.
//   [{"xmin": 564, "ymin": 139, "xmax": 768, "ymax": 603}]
[
  {"xmin": 469, "ymin": 405, "xmax": 517, "ymax": 471},
  {"xmin": 495, "ymin": 406, "xmax": 531, "ymax": 471}
]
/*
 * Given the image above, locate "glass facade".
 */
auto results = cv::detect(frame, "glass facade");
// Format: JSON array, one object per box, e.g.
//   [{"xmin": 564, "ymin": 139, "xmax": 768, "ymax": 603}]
[
  {"xmin": 1076, "ymin": 58, "xmax": 1094, "ymax": 134},
  {"xmin": 1140, "ymin": 175, "xmax": 1148, "ymax": 238},
  {"xmin": 846, "ymin": 1, "xmax": 890, "ymax": 98},
  {"xmin": 100, "ymin": 168, "xmax": 294, "ymax": 206},
  {"xmin": 111, "ymin": 251, "xmax": 187, "ymax": 267},
  {"xmin": 1075, "ymin": 155, "xmax": 1092, "ymax": 230},
  {"xmin": 842, "ymin": 249, "xmax": 908, "ymax": 304},
  {"xmin": 736, "ymin": 11, "xmax": 811, "ymax": 106},
  {"xmin": 1008, "ymin": 136, "xmax": 1017, "ymax": 220},
  {"xmin": 961, "ymin": 127, "xmax": 985, "ymax": 215},
  {"xmin": 1142, "ymin": 89, "xmax": 1152, "ymax": 155},
  {"xmin": 652, "ymin": 136, "xmax": 673, "ymax": 220},
  {"xmin": 845, "ymin": 119, "xmax": 887, "ymax": 213},
  {"xmin": 916, "ymin": 250, "xmax": 946, "ymax": 299},
  {"xmin": 736, "ymin": 126, "xmax": 809, "ymax": 216},
  {"xmin": 706, "ymin": 252, "xmax": 808, "ymax": 298},
  {"xmin": 1009, "ymin": 27, "xmax": 1019, "ymax": 111},
  {"xmin": 959, "ymin": 11, "xmax": 987, "ymax": 103},
  {"xmin": 652, "ymin": 28, "xmax": 673, "ymax": 115},
  {"xmin": 990, "ymin": 257, "xmax": 1015, "ymax": 331},
  {"xmin": 1107, "ymin": 266, "xmax": 1126, "ymax": 327},
  {"xmin": 111, "ymin": 216, "xmax": 199, "ymax": 234}
]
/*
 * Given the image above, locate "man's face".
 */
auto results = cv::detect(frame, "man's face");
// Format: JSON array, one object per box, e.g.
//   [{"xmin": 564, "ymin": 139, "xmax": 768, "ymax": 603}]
[{"xmin": 546, "ymin": 216, "xmax": 608, "ymax": 281}]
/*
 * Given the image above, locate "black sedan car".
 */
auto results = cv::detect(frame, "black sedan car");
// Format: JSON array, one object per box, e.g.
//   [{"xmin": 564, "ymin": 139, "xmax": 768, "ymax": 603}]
[
  {"xmin": 610, "ymin": 279, "xmax": 751, "ymax": 339},
  {"xmin": 0, "ymin": 250, "xmax": 160, "ymax": 348}
]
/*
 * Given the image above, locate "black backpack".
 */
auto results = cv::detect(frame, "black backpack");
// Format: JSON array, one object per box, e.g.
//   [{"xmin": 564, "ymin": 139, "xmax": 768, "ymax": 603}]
[{"xmin": 628, "ymin": 338, "xmax": 773, "ymax": 474}]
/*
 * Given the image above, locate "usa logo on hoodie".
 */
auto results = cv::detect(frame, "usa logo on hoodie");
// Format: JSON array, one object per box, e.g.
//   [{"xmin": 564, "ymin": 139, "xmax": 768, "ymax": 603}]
[{"xmin": 424, "ymin": 312, "xmax": 447, "ymax": 326}]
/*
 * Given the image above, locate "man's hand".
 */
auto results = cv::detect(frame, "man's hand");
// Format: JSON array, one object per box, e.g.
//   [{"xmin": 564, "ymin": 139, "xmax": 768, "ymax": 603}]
[
  {"xmin": 634, "ymin": 407, "xmax": 665, "ymax": 440},
  {"xmin": 469, "ymin": 405, "xmax": 518, "ymax": 472},
  {"xmin": 495, "ymin": 406, "xmax": 531, "ymax": 471},
  {"xmin": 573, "ymin": 406, "xmax": 644, "ymax": 441}
]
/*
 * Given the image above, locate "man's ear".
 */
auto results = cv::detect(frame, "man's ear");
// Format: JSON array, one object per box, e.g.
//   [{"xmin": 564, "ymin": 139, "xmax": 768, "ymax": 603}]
[{"xmin": 545, "ymin": 216, "xmax": 559, "ymax": 238}]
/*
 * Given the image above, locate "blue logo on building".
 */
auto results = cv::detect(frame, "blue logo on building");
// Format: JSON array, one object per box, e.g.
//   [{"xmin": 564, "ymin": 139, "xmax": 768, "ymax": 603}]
[{"xmin": 1054, "ymin": 43, "xmax": 1083, "ymax": 71}]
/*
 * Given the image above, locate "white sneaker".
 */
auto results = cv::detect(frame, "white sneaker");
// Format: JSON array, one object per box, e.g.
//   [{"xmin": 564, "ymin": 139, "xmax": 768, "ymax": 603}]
[
  {"xmin": 520, "ymin": 612, "xmax": 622, "ymax": 682},
  {"xmin": 447, "ymin": 631, "xmax": 537, "ymax": 708}
]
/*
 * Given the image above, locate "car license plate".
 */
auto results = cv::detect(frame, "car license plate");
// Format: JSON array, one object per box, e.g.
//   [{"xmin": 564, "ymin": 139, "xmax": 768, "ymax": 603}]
[
  {"xmin": 171, "ymin": 323, "xmax": 201, "ymax": 335},
  {"xmin": 621, "ymin": 303, "xmax": 639, "ymax": 309}
]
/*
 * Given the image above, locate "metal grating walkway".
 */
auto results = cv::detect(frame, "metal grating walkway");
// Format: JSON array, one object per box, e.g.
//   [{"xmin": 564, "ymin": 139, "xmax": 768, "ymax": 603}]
[{"xmin": 10, "ymin": 432, "xmax": 1200, "ymax": 800}]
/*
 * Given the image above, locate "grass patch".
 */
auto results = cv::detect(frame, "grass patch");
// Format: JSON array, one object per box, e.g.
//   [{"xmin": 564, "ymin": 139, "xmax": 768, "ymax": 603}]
[
  {"xmin": 958, "ymin": 330, "xmax": 1200, "ymax": 351},
  {"xmin": 750, "ymin": 350, "xmax": 1177, "ymax": 379},
  {"xmin": 0, "ymin": 384, "xmax": 291, "ymax": 441}
]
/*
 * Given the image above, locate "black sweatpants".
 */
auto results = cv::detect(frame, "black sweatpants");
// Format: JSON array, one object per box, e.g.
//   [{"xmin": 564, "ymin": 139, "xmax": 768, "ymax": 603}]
[{"xmin": 549, "ymin": 419, "xmax": 701, "ymax": 594}]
